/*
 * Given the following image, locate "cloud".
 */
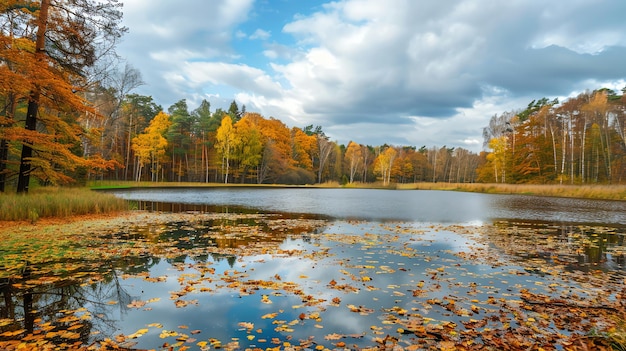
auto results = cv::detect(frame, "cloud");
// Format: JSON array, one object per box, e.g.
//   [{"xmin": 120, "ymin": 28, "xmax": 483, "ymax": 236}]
[
  {"xmin": 118, "ymin": 0, "xmax": 626, "ymax": 152},
  {"xmin": 118, "ymin": 0, "xmax": 255, "ymax": 104},
  {"xmin": 249, "ymin": 29, "xmax": 271, "ymax": 40}
]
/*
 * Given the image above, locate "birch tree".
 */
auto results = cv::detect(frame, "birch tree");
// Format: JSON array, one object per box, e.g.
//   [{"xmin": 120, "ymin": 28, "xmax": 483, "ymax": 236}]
[
  {"xmin": 215, "ymin": 115, "xmax": 235, "ymax": 183},
  {"xmin": 344, "ymin": 141, "xmax": 362, "ymax": 183}
]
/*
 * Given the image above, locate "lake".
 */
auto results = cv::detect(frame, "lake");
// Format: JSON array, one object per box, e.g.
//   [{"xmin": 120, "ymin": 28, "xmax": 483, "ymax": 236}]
[
  {"xmin": 112, "ymin": 187, "xmax": 626, "ymax": 225},
  {"xmin": 1, "ymin": 188, "xmax": 625, "ymax": 350}
]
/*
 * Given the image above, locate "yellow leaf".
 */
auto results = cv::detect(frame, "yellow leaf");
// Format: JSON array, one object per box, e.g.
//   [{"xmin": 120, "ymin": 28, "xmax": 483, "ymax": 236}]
[
  {"xmin": 197, "ymin": 341, "xmax": 208, "ymax": 347},
  {"xmin": 247, "ymin": 335, "xmax": 255, "ymax": 340},
  {"xmin": 135, "ymin": 328, "xmax": 149, "ymax": 335}
]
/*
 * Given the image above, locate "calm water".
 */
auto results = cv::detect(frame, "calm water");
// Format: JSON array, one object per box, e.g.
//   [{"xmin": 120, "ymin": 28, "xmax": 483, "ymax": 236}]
[
  {"xmin": 2, "ymin": 188, "xmax": 625, "ymax": 350},
  {"xmin": 111, "ymin": 187, "xmax": 626, "ymax": 225}
]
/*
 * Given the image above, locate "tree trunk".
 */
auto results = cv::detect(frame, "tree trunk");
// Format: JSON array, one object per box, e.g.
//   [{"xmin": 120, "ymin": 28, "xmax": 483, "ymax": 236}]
[
  {"xmin": 0, "ymin": 94, "xmax": 16, "ymax": 192},
  {"xmin": 17, "ymin": 0, "xmax": 50, "ymax": 193}
]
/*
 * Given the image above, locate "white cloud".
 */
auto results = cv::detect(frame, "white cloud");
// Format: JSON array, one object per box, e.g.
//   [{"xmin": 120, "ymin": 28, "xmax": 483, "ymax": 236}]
[
  {"xmin": 118, "ymin": 0, "xmax": 626, "ymax": 152},
  {"xmin": 249, "ymin": 29, "xmax": 271, "ymax": 40}
]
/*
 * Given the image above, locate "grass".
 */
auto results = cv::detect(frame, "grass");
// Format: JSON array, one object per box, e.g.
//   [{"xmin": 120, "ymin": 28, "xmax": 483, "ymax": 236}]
[
  {"xmin": 394, "ymin": 182, "xmax": 626, "ymax": 200},
  {"xmin": 0, "ymin": 186, "xmax": 129, "ymax": 222}
]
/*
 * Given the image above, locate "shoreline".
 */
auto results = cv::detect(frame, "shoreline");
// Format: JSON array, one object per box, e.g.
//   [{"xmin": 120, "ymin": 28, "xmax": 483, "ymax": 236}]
[{"xmin": 91, "ymin": 181, "xmax": 626, "ymax": 201}]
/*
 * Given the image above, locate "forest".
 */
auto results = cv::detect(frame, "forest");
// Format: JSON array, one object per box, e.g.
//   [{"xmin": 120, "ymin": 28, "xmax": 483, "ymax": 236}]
[{"xmin": 2, "ymin": 1, "xmax": 626, "ymax": 193}]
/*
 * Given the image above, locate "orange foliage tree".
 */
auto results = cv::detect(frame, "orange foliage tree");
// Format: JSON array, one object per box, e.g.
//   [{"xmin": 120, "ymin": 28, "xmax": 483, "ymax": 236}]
[{"xmin": 0, "ymin": 0, "xmax": 126, "ymax": 193}]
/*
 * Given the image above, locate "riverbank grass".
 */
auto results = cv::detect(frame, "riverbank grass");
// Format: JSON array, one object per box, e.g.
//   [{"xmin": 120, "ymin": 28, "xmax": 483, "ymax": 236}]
[
  {"xmin": 395, "ymin": 182, "xmax": 626, "ymax": 200},
  {"xmin": 0, "ymin": 187, "xmax": 129, "ymax": 222}
]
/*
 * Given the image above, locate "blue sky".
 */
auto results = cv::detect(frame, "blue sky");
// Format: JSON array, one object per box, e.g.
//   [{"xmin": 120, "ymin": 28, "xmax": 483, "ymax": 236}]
[{"xmin": 117, "ymin": 0, "xmax": 626, "ymax": 152}]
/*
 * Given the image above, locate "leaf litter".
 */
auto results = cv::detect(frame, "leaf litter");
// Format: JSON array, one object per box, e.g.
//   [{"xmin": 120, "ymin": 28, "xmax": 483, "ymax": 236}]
[{"xmin": 0, "ymin": 211, "xmax": 624, "ymax": 350}]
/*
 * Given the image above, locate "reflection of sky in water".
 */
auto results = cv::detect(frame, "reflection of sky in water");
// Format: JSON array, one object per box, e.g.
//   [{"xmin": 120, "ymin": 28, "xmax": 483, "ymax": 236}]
[
  {"xmin": 91, "ymin": 220, "xmax": 599, "ymax": 350},
  {"xmin": 110, "ymin": 188, "xmax": 626, "ymax": 225}
]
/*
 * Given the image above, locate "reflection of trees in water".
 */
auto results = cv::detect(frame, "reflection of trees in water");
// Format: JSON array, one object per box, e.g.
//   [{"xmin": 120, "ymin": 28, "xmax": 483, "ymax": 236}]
[
  {"xmin": 2, "ymin": 207, "xmax": 328, "ymax": 348},
  {"xmin": 1, "ymin": 267, "xmax": 113, "ymax": 346},
  {"xmin": 490, "ymin": 220, "xmax": 626, "ymax": 272},
  {"xmin": 0, "ymin": 254, "xmax": 159, "ymax": 348},
  {"xmin": 126, "ymin": 212, "xmax": 327, "ymax": 268}
]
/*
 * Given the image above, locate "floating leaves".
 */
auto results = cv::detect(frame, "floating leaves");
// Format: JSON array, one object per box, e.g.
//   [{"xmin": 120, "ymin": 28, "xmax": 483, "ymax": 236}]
[{"xmin": 1, "ymin": 213, "xmax": 624, "ymax": 351}]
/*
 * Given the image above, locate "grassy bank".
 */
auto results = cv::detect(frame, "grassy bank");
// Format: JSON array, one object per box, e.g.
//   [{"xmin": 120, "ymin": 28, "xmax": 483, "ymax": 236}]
[
  {"xmin": 0, "ymin": 187, "xmax": 129, "ymax": 222},
  {"xmin": 394, "ymin": 182, "xmax": 626, "ymax": 200}
]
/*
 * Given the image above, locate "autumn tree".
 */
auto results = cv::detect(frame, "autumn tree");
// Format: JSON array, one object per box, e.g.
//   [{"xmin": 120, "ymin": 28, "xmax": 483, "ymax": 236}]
[
  {"xmin": 316, "ymin": 135, "xmax": 335, "ymax": 183},
  {"xmin": 132, "ymin": 111, "xmax": 170, "ymax": 181},
  {"xmin": 215, "ymin": 115, "xmax": 235, "ymax": 183},
  {"xmin": 582, "ymin": 91, "xmax": 613, "ymax": 183},
  {"xmin": 291, "ymin": 126, "xmax": 316, "ymax": 171},
  {"xmin": 119, "ymin": 94, "xmax": 161, "ymax": 181},
  {"xmin": 344, "ymin": 141, "xmax": 363, "ymax": 183},
  {"xmin": 487, "ymin": 136, "xmax": 508, "ymax": 183},
  {"xmin": 0, "ymin": 0, "xmax": 126, "ymax": 193},
  {"xmin": 233, "ymin": 115, "xmax": 263, "ymax": 182},
  {"xmin": 254, "ymin": 115, "xmax": 294, "ymax": 183},
  {"xmin": 374, "ymin": 146, "xmax": 397, "ymax": 185}
]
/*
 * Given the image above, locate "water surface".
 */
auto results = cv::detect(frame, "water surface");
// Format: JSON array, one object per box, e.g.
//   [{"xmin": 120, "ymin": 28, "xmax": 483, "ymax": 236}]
[
  {"xmin": 2, "ymin": 188, "xmax": 625, "ymax": 350},
  {"xmin": 112, "ymin": 187, "xmax": 626, "ymax": 225}
]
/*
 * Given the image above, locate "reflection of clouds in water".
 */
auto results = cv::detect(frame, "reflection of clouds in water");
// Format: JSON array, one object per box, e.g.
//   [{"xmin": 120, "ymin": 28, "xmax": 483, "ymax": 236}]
[{"xmin": 102, "ymin": 215, "xmax": 625, "ymax": 349}]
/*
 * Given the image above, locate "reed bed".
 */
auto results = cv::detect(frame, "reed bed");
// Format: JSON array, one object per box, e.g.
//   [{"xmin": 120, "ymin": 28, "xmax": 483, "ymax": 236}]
[
  {"xmin": 395, "ymin": 182, "xmax": 626, "ymax": 200},
  {"xmin": 0, "ymin": 187, "xmax": 129, "ymax": 222}
]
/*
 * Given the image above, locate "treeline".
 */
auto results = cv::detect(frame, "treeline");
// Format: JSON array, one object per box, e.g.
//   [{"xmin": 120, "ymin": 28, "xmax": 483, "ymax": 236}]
[
  {"xmin": 478, "ymin": 89, "xmax": 626, "ymax": 184},
  {"xmin": 89, "ymin": 97, "xmax": 481, "ymax": 185}
]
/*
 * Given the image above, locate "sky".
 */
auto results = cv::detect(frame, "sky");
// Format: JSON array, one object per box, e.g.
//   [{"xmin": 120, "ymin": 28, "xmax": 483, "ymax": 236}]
[{"xmin": 116, "ymin": 0, "xmax": 626, "ymax": 152}]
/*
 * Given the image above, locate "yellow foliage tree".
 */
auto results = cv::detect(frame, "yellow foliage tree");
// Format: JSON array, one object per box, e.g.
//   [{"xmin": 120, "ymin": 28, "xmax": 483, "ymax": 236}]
[
  {"xmin": 487, "ymin": 136, "xmax": 508, "ymax": 183},
  {"xmin": 374, "ymin": 146, "xmax": 397, "ymax": 185},
  {"xmin": 132, "ymin": 111, "xmax": 171, "ymax": 181},
  {"xmin": 215, "ymin": 115, "xmax": 235, "ymax": 183},
  {"xmin": 233, "ymin": 115, "xmax": 263, "ymax": 182},
  {"xmin": 344, "ymin": 141, "xmax": 363, "ymax": 183}
]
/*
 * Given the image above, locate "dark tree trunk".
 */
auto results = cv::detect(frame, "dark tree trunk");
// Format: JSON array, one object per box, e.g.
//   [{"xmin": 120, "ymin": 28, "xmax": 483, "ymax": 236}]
[
  {"xmin": 0, "ymin": 91, "xmax": 17, "ymax": 192},
  {"xmin": 16, "ymin": 0, "xmax": 49, "ymax": 193},
  {"xmin": 16, "ymin": 93, "xmax": 39, "ymax": 193}
]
